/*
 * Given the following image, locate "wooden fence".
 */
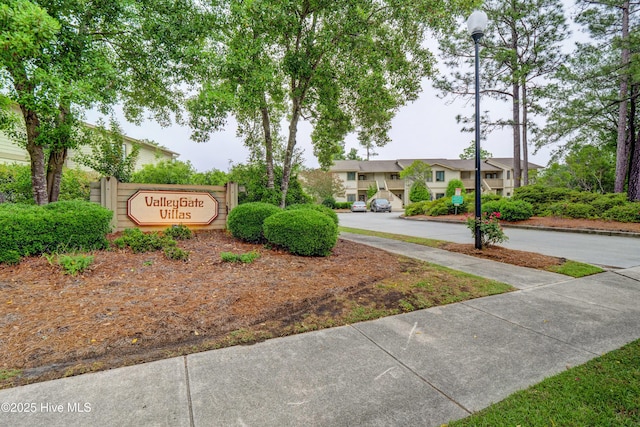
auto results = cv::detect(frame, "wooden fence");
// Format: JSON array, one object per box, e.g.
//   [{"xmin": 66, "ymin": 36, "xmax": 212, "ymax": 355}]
[{"xmin": 90, "ymin": 177, "xmax": 238, "ymax": 232}]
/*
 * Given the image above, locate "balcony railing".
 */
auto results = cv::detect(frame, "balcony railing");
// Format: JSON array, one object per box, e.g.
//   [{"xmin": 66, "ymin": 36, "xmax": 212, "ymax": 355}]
[
  {"xmin": 357, "ymin": 180, "xmax": 377, "ymax": 190},
  {"xmin": 386, "ymin": 179, "xmax": 405, "ymax": 190},
  {"xmin": 461, "ymin": 179, "xmax": 505, "ymax": 190}
]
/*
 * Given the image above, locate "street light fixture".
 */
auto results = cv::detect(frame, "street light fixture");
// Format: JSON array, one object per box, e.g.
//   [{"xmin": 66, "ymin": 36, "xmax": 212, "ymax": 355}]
[{"xmin": 467, "ymin": 10, "xmax": 488, "ymax": 250}]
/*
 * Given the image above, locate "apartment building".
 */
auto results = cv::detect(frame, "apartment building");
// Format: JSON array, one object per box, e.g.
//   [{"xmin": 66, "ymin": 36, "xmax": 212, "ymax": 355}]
[{"xmin": 330, "ymin": 158, "xmax": 543, "ymax": 210}]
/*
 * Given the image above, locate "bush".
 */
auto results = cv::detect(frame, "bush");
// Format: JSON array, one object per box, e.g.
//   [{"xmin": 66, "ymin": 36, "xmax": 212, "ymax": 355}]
[
  {"xmin": 112, "ymin": 228, "xmax": 171, "ymax": 253},
  {"xmin": 446, "ymin": 179, "xmax": 465, "ymax": 198},
  {"xmin": 466, "ymin": 212, "xmax": 508, "ymax": 247},
  {"xmin": 286, "ymin": 203, "xmax": 339, "ymax": 226},
  {"xmin": 603, "ymin": 203, "xmax": 640, "ymax": 223},
  {"xmin": 263, "ymin": 209, "xmax": 338, "ymax": 256},
  {"xmin": 547, "ymin": 202, "xmax": 596, "ymax": 219},
  {"xmin": 482, "ymin": 199, "xmax": 533, "ymax": 222},
  {"xmin": 164, "ymin": 224, "xmax": 193, "ymax": 240},
  {"xmin": 409, "ymin": 181, "xmax": 431, "ymax": 202},
  {"xmin": 591, "ymin": 193, "xmax": 628, "ymax": 213},
  {"xmin": 405, "ymin": 201, "xmax": 430, "ymax": 216},
  {"xmin": 227, "ymin": 202, "xmax": 281, "ymax": 243},
  {"xmin": 0, "ymin": 201, "xmax": 112, "ymax": 264},
  {"xmin": 321, "ymin": 197, "xmax": 336, "ymax": 209},
  {"xmin": 334, "ymin": 202, "xmax": 352, "ymax": 209}
]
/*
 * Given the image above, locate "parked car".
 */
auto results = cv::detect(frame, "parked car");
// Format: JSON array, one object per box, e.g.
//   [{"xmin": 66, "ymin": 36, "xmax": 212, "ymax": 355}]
[
  {"xmin": 350, "ymin": 201, "xmax": 367, "ymax": 212},
  {"xmin": 370, "ymin": 198, "xmax": 392, "ymax": 212}
]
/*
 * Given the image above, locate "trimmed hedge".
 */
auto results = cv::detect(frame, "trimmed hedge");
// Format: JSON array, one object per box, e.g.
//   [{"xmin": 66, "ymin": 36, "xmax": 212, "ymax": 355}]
[
  {"xmin": 286, "ymin": 203, "xmax": 339, "ymax": 226},
  {"xmin": 263, "ymin": 209, "xmax": 338, "ymax": 256},
  {"xmin": 546, "ymin": 202, "xmax": 595, "ymax": 219},
  {"xmin": 227, "ymin": 202, "xmax": 281, "ymax": 243},
  {"xmin": 482, "ymin": 199, "xmax": 534, "ymax": 222},
  {"xmin": 0, "ymin": 201, "xmax": 112, "ymax": 264}
]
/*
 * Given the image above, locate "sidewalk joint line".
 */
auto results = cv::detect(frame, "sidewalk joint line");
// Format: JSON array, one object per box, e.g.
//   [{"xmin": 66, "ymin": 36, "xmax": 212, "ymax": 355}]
[
  {"xmin": 184, "ymin": 356, "xmax": 195, "ymax": 427},
  {"xmin": 460, "ymin": 302, "xmax": 600, "ymax": 357},
  {"xmin": 349, "ymin": 324, "xmax": 473, "ymax": 416}
]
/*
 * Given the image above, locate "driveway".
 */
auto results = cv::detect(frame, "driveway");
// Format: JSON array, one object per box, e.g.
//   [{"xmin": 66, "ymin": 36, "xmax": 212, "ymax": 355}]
[{"xmin": 338, "ymin": 212, "xmax": 640, "ymax": 269}]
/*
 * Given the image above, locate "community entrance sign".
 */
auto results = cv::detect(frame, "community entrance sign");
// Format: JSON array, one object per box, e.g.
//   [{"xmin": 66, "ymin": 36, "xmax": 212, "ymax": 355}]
[{"xmin": 127, "ymin": 190, "xmax": 218, "ymax": 225}]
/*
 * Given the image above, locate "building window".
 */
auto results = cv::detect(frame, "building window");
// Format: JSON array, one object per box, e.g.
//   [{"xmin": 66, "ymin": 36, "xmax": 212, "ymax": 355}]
[
  {"xmin": 436, "ymin": 171, "xmax": 445, "ymax": 182},
  {"xmin": 347, "ymin": 194, "xmax": 356, "ymax": 202},
  {"xmin": 390, "ymin": 173, "xmax": 400, "ymax": 180},
  {"xmin": 358, "ymin": 174, "xmax": 367, "ymax": 180},
  {"xmin": 485, "ymin": 173, "xmax": 497, "ymax": 179},
  {"xmin": 347, "ymin": 172, "xmax": 356, "ymax": 181},
  {"xmin": 435, "ymin": 193, "xmax": 445, "ymax": 199},
  {"xmin": 426, "ymin": 173, "xmax": 433, "ymax": 182},
  {"xmin": 507, "ymin": 171, "xmax": 511, "ymax": 179}
]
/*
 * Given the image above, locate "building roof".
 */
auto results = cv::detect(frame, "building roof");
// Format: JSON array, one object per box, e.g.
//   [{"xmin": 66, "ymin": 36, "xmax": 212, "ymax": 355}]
[{"xmin": 331, "ymin": 158, "xmax": 543, "ymax": 173}]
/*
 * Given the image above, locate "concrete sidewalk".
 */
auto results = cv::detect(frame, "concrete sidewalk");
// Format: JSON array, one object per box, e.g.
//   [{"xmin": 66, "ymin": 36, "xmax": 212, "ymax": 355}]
[{"xmin": 1, "ymin": 237, "xmax": 640, "ymax": 427}]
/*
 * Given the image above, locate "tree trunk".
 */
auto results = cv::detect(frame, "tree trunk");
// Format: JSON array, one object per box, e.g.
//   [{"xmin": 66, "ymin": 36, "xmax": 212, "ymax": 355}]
[
  {"xmin": 260, "ymin": 102, "xmax": 275, "ymax": 190},
  {"xmin": 21, "ymin": 106, "xmax": 48, "ymax": 205},
  {"xmin": 46, "ymin": 104, "xmax": 71, "ymax": 203},
  {"xmin": 615, "ymin": 0, "xmax": 631, "ymax": 193},
  {"xmin": 47, "ymin": 147, "xmax": 67, "ymax": 203},
  {"xmin": 511, "ymin": 14, "xmax": 522, "ymax": 189},
  {"xmin": 521, "ymin": 82, "xmax": 529, "ymax": 186},
  {"xmin": 281, "ymin": 96, "xmax": 302, "ymax": 208},
  {"xmin": 512, "ymin": 80, "xmax": 522, "ymax": 189},
  {"xmin": 629, "ymin": 85, "xmax": 640, "ymax": 201}
]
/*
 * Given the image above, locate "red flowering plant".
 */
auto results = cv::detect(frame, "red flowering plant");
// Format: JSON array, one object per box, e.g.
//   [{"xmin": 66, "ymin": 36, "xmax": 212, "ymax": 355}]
[{"xmin": 465, "ymin": 211, "xmax": 508, "ymax": 247}]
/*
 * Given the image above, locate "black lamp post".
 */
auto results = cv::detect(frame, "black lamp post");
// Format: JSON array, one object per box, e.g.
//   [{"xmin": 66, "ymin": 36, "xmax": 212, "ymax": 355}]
[{"xmin": 467, "ymin": 10, "xmax": 488, "ymax": 250}]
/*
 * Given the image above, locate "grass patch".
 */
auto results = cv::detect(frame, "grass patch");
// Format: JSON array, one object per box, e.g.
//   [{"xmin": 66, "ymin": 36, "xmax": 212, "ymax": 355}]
[
  {"xmin": 547, "ymin": 260, "xmax": 604, "ymax": 277},
  {"xmin": 447, "ymin": 338, "xmax": 640, "ymax": 426},
  {"xmin": 340, "ymin": 226, "xmax": 444, "ymax": 247},
  {"xmin": 340, "ymin": 226, "xmax": 602, "ymax": 277},
  {"xmin": 0, "ymin": 369, "xmax": 21, "ymax": 382}
]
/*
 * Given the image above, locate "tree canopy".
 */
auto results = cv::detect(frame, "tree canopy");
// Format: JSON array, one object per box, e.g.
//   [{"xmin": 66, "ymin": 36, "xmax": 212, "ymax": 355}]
[{"xmin": 188, "ymin": 0, "xmax": 474, "ymax": 207}]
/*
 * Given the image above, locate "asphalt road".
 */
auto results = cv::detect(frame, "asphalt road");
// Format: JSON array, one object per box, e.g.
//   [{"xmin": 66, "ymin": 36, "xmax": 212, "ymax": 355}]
[{"xmin": 338, "ymin": 212, "xmax": 640, "ymax": 269}]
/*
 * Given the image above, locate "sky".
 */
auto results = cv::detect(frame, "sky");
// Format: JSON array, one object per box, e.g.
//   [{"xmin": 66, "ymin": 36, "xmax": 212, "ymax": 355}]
[{"xmin": 86, "ymin": 7, "xmax": 577, "ymax": 173}]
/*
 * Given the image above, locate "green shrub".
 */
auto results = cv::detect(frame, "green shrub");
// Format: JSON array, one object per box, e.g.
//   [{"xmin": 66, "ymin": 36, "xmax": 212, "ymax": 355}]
[
  {"xmin": 286, "ymin": 203, "xmax": 339, "ymax": 226},
  {"xmin": 405, "ymin": 201, "xmax": 430, "ymax": 216},
  {"xmin": 164, "ymin": 224, "xmax": 193, "ymax": 240},
  {"xmin": 321, "ymin": 197, "xmax": 336, "ymax": 209},
  {"xmin": 591, "ymin": 193, "xmax": 628, "ymax": 213},
  {"xmin": 603, "ymin": 202, "xmax": 640, "ymax": 223},
  {"xmin": 425, "ymin": 197, "xmax": 469, "ymax": 216},
  {"xmin": 547, "ymin": 202, "xmax": 596, "ymax": 219},
  {"xmin": 113, "ymin": 228, "xmax": 172, "ymax": 253},
  {"xmin": 484, "ymin": 199, "xmax": 534, "ymax": 222},
  {"xmin": 446, "ymin": 179, "xmax": 465, "ymax": 198},
  {"xmin": 263, "ymin": 209, "xmax": 338, "ymax": 256},
  {"xmin": 481, "ymin": 193, "xmax": 502, "ymax": 203},
  {"xmin": 0, "ymin": 201, "xmax": 112, "ymax": 264},
  {"xmin": 409, "ymin": 181, "xmax": 431, "ymax": 202},
  {"xmin": 220, "ymin": 251, "xmax": 260, "ymax": 263},
  {"xmin": 334, "ymin": 202, "xmax": 352, "ymax": 209},
  {"xmin": 164, "ymin": 246, "xmax": 190, "ymax": 261},
  {"xmin": 55, "ymin": 253, "xmax": 95, "ymax": 275},
  {"xmin": 227, "ymin": 202, "xmax": 281, "ymax": 243}
]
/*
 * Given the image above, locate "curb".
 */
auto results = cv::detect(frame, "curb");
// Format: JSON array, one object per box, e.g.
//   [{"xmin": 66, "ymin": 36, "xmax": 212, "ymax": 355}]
[{"xmin": 400, "ymin": 216, "xmax": 640, "ymax": 239}]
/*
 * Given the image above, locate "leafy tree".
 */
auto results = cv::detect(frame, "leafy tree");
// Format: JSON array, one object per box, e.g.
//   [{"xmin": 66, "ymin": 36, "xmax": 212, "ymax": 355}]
[
  {"xmin": 228, "ymin": 163, "xmax": 311, "ymax": 206},
  {"xmin": 189, "ymin": 0, "xmax": 473, "ymax": 207},
  {"xmin": 446, "ymin": 179, "xmax": 466, "ymax": 197},
  {"xmin": 0, "ymin": 0, "xmax": 206, "ymax": 204},
  {"xmin": 192, "ymin": 169, "xmax": 228, "ymax": 186},
  {"xmin": 400, "ymin": 160, "xmax": 433, "ymax": 188},
  {"xmin": 459, "ymin": 141, "xmax": 492, "ymax": 159},
  {"xmin": 74, "ymin": 119, "xmax": 139, "ymax": 182},
  {"xmin": 436, "ymin": 0, "xmax": 569, "ymax": 187},
  {"xmin": 538, "ymin": 145, "xmax": 615, "ymax": 193},
  {"xmin": 131, "ymin": 160, "xmax": 197, "ymax": 185},
  {"xmin": 299, "ymin": 168, "xmax": 345, "ymax": 204}
]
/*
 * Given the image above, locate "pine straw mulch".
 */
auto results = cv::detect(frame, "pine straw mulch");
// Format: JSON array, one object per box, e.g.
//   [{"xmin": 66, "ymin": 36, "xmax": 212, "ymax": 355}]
[{"xmin": 1, "ymin": 217, "xmax": 636, "ymax": 389}]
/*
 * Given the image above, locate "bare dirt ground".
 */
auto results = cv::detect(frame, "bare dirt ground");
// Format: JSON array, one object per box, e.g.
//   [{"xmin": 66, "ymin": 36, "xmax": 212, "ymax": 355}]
[{"xmin": 1, "ymin": 216, "xmax": 637, "ymax": 389}]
